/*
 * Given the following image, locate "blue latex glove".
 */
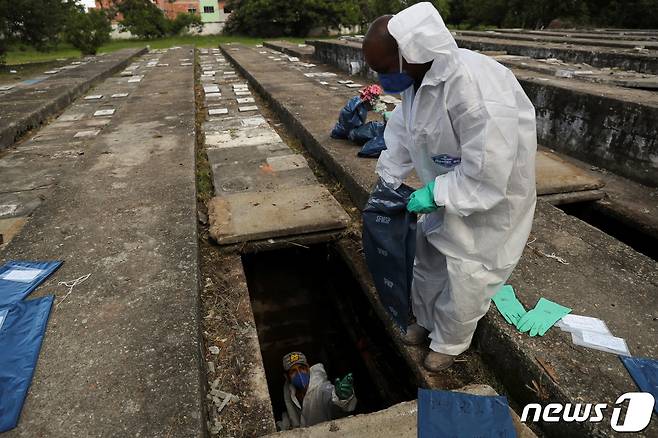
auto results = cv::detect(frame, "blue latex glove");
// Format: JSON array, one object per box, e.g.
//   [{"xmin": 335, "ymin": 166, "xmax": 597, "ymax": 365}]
[
  {"xmin": 515, "ymin": 298, "xmax": 571, "ymax": 337},
  {"xmin": 407, "ymin": 181, "xmax": 437, "ymax": 214}
]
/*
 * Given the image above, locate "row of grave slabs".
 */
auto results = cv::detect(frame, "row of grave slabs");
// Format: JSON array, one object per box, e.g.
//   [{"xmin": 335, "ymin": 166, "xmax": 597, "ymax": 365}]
[
  {"xmin": 197, "ymin": 47, "xmax": 422, "ymax": 430},
  {"xmin": 0, "ymin": 50, "xmax": 171, "ymax": 249}
]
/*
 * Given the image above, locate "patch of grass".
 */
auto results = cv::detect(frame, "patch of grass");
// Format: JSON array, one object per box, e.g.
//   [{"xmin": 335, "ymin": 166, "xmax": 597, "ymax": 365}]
[{"xmin": 4, "ymin": 34, "xmax": 317, "ymax": 65}]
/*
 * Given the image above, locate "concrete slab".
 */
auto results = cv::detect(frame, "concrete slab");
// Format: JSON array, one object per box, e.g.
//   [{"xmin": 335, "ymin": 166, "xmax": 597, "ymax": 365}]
[
  {"xmin": 0, "ymin": 48, "xmax": 145, "ymax": 151},
  {"xmin": 211, "ymin": 160, "xmax": 318, "ymax": 194},
  {"xmin": 221, "ymin": 43, "xmax": 658, "ymax": 437},
  {"xmin": 205, "ymin": 128, "xmax": 281, "ymax": 149},
  {"xmin": 536, "ymin": 150, "xmax": 604, "ymax": 195},
  {"xmin": 208, "ymin": 185, "xmax": 350, "ymax": 245},
  {"xmin": 1, "ymin": 46, "xmax": 204, "ymax": 437}
]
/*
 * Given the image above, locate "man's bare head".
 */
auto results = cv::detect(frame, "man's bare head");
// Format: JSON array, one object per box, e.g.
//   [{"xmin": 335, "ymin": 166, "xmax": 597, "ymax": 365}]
[
  {"xmin": 363, "ymin": 15, "xmax": 398, "ymax": 74},
  {"xmin": 363, "ymin": 14, "xmax": 433, "ymax": 84}
]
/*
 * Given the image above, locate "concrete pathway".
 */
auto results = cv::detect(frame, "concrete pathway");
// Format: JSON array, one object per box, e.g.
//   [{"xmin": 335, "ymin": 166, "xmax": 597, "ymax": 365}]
[
  {"xmin": 221, "ymin": 43, "xmax": 658, "ymax": 437},
  {"xmin": 0, "ymin": 48, "xmax": 146, "ymax": 150},
  {"xmin": 1, "ymin": 47, "xmax": 203, "ymax": 437},
  {"xmin": 200, "ymin": 48, "xmax": 349, "ymax": 246}
]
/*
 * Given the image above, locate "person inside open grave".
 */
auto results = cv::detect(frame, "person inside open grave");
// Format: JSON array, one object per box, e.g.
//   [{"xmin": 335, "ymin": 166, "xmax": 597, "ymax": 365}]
[
  {"xmin": 362, "ymin": 2, "xmax": 537, "ymax": 372},
  {"xmin": 277, "ymin": 351, "xmax": 357, "ymax": 430}
]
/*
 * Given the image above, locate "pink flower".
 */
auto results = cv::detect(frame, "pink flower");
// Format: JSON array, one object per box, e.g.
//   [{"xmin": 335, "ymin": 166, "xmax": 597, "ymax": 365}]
[{"xmin": 360, "ymin": 84, "xmax": 383, "ymax": 104}]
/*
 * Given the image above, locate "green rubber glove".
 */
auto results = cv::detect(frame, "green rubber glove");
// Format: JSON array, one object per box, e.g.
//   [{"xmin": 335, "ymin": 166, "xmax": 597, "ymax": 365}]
[
  {"xmin": 334, "ymin": 373, "xmax": 354, "ymax": 400},
  {"xmin": 515, "ymin": 298, "xmax": 571, "ymax": 337},
  {"xmin": 491, "ymin": 285, "xmax": 527, "ymax": 325},
  {"xmin": 407, "ymin": 181, "xmax": 437, "ymax": 214}
]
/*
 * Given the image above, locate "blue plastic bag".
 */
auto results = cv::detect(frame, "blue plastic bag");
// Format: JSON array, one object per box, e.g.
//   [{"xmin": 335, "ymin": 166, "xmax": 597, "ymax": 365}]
[
  {"xmin": 362, "ymin": 179, "xmax": 416, "ymax": 331},
  {"xmin": 348, "ymin": 120, "xmax": 384, "ymax": 145},
  {"xmin": 358, "ymin": 124, "xmax": 387, "ymax": 158},
  {"xmin": 0, "ymin": 295, "xmax": 54, "ymax": 432},
  {"xmin": 0, "ymin": 261, "xmax": 62, "ymax": 307},
  {"xmin": 620, "ymin": 356, "xmax": 658, "ymax": 414},
  {"xmin": 417, "ymin": 388, "xmax": 516, "ymax": 438},
  {"xmin": 330, "ymin": 96, "xmax": 368, "ymax": 139}
]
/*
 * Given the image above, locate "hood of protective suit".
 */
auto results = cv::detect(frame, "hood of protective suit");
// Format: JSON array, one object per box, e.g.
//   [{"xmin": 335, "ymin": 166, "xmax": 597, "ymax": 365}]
[{"xmin": 387, "ymin": 2, "xmax": 458, "ymax": 79}]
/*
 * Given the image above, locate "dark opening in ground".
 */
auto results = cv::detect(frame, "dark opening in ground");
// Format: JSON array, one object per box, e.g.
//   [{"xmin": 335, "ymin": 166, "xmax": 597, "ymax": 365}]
[
  {"xmin": 242, "ymin": 244, "xmax": 416, "ymax": 425},
  {"xmin": 558, "ymin": 202, "xmax": 658, "ymax": 262}
]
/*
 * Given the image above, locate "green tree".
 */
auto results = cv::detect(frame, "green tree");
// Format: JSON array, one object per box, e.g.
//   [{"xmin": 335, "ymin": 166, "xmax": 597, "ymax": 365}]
[
  {"xmin": 224, "ymin": 0, "xmax": 361, "ymax": 37},
  {"xmin": 168, "ymin": 12, "xmax": 204, "ymax": 35},
  {"xmin": 114, "ymin": 0, "xmax": 169, "ymax": 39},
  {"xmin": 0, "ymin": 0, "xmax": 77, "ymax": 52},
  {"xmin": 65, "ymin": 8, "xmax": 112, "ymax": 55}
]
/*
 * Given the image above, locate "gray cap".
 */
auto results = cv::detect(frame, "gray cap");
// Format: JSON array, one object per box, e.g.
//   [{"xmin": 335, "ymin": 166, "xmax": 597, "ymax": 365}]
[{"xmin": 282, "ymin": 352, "xmax": 308, "ymax": 371}]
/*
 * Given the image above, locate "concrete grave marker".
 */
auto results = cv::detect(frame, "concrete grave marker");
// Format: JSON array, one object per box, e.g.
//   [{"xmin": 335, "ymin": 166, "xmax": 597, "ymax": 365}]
[
  {"xmin": 44, "ymin": 70, "xmax": 58, "ymax": 74},
  {"xmin": 320, "ymin": 81, "xmax": 329, "ymax": 85},
  {"xmin": 93, "ymin": 109, "xmax": 115, "ymax": 117},
  {"xmin": 240, "ymin": 116, "xmax": 267, "ymax": 127},
  {"xmin": 207, "ymin": 186, "xmax": 349, "ymax": 245},
  {"xmin": 74, "ymin": 130, "xmax": 100, "ymax": 138},
  {"xmin": 128, "ymin": 77, "xmax": 142, "ymax": 83},
  {"xmin": 0, "ymin": 85, "xmax": 15, "ymax": 91},
  {"xmin": 205, "ymin": 92, "xmax": 222, "ymax": 100},
  {"xmin": 111, "ymin": 93, "xmax": 129, "ymax": 98},
  {"xmin": 346, "ymin": 83, "xmax": 363, "ymax": 88},
  {"xmin": 181, "ymin": 62, "xmax": 193, "ymax": 66},
  {"xmin": 266, "ymin": 154, "xmax": 309, "ymax": 172},
  {"xmin": 205, "ymin": 128, "xmax": 279, "ymax": 148},
  {"xmin": 0, "ymin": 204, "xmax": 19, "ymax": 217},
  {"xmin": 203, "ymin": 71, "xmax": 216, "ymax": 76},
  {"xmin": 84, "ymin": 94, "xmax": 103, "ymax": 100},
  {"xmin": 223, "ymin": 71, "xmax": 236, "ymax": 75},
  {"xmin": 236, "ymin": 97, "xmax": 255, "ymax": 104},
  {"xmin": 157, "ymin": 63, "xmax": 169, "ymax": 67},
  {"xmin": 209, "ymin": 108, "xmax": 229, "ymax": 116},
  {"xmin": 238, "ymin": 106, "xmax": 258, "ymax": 112},
  {"xmin": 337, "ymin": 80, "xmax": 353, "ymax": 84},
  {"xmin": 59, "ymin": 113, "xmax": 86, "ymax": 121},
  {"xmin": 235, "ymin": 91, "xmax": 251, "ymax": 96},
  {"xmin": 204, "ymin": 85, "xmax": 220, "ymax": 93}
]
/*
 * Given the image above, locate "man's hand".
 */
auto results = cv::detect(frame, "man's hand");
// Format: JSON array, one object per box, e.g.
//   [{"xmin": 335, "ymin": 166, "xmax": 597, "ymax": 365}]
[
  {"xmin": 407, "ymin": 181, "xmax": 438, "ymax": 213},
  {"xmin": 334, "ymin": 373, "xmax": 354, "ymax": 400}
]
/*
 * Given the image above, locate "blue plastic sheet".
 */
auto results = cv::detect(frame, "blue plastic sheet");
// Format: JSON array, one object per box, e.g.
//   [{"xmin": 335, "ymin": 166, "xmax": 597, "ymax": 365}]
[
  {"xmin": 330, "ymin": 96, "xmax": 367, "ymax": 139},
  {"xmin": 620, "ymin": 356, "xmax": 658, "ymax": 414},
  {"xmin": 362, "ymin": 179, "xmax": 416, "ymax": 331},
  {"xmin": 0, "ymin": 261, "xmax": 62, "ymax": 307},
  {"xmin": 0, "ymin": 295, "xmax": 54, "ymax": 432},
  {"xmin": 417, "ymin": 388, "xmax": 516, "ymax": 438}
]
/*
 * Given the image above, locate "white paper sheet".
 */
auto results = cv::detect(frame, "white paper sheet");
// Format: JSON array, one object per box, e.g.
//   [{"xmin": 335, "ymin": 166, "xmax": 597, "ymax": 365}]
[
  {"xmin": 572, "ymin": 330, "xmax": 631, "ymax": 356},
  {"xmin": 556, "ymin": 314, "xmax": 611, "ymax": 335},
  {"xmin": 1, "ymin": 268, "xmax": 44, "ymax": 283}
]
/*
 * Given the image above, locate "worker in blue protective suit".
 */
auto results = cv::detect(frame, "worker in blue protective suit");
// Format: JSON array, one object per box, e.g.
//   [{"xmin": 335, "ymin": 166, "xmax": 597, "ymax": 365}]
[
  {"xmin": 277, "ymin": 352, "xmax": 357, "ymax": 430},
  {"xmin": 362, "ymin": 2, "xmax": 537, "ymax": 371}
]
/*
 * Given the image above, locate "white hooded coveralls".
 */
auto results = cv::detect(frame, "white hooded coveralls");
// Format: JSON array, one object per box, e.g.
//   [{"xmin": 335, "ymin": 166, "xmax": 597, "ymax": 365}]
[
  {"xmin": 279, "ymin": 364, "xmax": 357, "ymax": 430},
  {"xmin": 376, "ymin": 2, "xmax": 537, "ymax": 355}
]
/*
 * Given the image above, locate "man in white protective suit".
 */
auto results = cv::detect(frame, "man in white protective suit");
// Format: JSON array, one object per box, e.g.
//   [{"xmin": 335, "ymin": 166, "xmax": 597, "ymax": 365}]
[{"xmin": 362, "ymin": 2, "xmax": 537, "ymax": 371}]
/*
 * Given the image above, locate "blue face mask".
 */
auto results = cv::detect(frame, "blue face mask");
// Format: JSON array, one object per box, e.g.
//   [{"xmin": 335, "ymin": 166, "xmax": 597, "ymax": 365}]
[
  {"xmin": 291, "ymin": 370, "xmax": 310, "ymax": 390},
  {"xmin": 378, "ymin": 50, "xmax": 414, "ymax": 94}
]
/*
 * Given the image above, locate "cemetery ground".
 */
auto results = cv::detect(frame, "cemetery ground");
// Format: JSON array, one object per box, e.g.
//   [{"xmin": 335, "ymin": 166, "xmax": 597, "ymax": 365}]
[{"xmin": 0, "ymin": 30, "xmax": 657, "ymax": 438}]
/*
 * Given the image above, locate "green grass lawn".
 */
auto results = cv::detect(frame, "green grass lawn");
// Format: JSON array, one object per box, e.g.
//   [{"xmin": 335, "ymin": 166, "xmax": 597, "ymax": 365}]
[{"xmin": 4, "ymin": 35, "xmax": 315, "ymax": 65}]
